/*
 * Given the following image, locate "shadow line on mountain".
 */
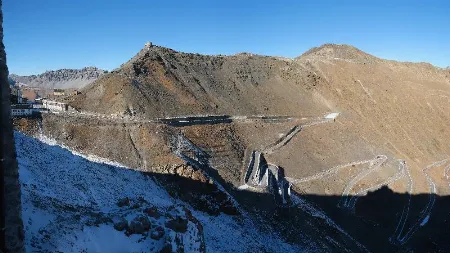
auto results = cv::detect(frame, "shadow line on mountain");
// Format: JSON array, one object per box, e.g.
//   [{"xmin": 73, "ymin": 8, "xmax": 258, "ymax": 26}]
[
  {"xmin": 15, "ymin": 134, "xmax": 450, "ymax": 253},
  {"xmin": 146, "ymin": 169, "xmax": 450, "ymax": 253}
]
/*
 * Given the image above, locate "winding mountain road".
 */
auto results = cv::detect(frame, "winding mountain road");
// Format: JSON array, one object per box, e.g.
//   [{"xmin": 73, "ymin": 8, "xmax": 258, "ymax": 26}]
[
  {"xmin": 347, "ymin": 159, "xmax": 406, "ymax": 211},
  {"xmin": 391, "ymin": 159, "xmax": 449, "ymax": 245},
  {"xmin": 339, "ymin": 155, "xmax": 387, "ymax": 210},
  {"xmin": 286, "ymin": 156, "xmax": 380, "ymax": 184}
]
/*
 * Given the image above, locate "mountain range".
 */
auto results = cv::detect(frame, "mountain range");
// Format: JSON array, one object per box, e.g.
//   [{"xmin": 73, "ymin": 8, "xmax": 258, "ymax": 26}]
[
  {"xmin": 9, "ymin": 67, "xmax": 106, "ymax": 89},
  {"xmin": 17, "ymin": 42, "xmax": 450, "ymax": 252}
]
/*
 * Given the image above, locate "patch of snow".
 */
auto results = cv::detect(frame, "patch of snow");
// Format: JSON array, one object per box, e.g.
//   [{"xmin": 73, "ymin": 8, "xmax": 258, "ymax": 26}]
[
  {"xmin": 70, "ymin": 225, "xmax": 153, "ymax": 253},
  {"xmin": 237, "ymin": 184, "xmax": 249, "ymax": 190},
  {"xmin": 420, "ymin": 215, "xmax": 430, "ymax": 227},
  {"xmin": 324, "ymin": 112, "xmax": 339, "ymax": 119}
]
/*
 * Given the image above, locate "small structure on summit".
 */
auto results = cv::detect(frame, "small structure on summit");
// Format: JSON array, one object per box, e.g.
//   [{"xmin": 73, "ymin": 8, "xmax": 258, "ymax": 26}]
[{"xmin": 144, "ymin": 41, "xmax": 153, "ymax": 49}]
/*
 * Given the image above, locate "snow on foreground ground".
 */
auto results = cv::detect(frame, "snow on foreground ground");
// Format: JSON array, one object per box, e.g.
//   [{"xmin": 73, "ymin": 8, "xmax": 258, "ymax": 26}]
[{"xmin": 15, "ymin": 132, "xmax": 304, "ymax": 252}]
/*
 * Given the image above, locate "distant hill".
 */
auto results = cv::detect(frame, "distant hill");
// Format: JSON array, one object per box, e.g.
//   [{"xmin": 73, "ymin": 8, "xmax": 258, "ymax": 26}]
[
  {"xmin": 10, "ymin": 67, "xmax": 107, "ymax": 89},
  {"xmin": 298, "ymin": 43, "xmax": 379, "ymax": 63}
]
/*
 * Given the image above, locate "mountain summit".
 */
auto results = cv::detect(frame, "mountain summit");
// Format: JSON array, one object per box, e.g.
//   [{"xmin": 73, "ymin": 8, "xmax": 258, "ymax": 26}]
[
  {"xmin": 298, "ymin": 43, "xmax": 378, "ymax": 63},
  {"xmin": 71, "ymin": 43, "xmax": 324, "ymax": 118}
]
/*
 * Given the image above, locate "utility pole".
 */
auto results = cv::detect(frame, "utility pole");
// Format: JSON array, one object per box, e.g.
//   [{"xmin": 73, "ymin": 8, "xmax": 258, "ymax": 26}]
[{"xmin": 0, "ymin": 0, "xmax": 25, "ymax": 251}]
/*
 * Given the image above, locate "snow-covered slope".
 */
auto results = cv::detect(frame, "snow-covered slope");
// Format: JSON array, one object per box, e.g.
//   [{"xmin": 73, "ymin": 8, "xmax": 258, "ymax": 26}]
[{"xmin": 15, "ymin": 132, "xmax": 304, "ymax": 252}]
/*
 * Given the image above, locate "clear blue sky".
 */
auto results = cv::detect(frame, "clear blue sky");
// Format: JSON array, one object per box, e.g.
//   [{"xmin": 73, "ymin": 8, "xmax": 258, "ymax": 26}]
[{"xmin": 4, "ymin": 0, "xmax": 450, "ymax": 75}]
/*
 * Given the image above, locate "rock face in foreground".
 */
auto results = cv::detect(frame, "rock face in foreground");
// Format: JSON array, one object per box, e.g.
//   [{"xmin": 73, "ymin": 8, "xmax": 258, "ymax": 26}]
[
  {"xmin": 10, "ymin": 67, "xmax": 106, "ymax": 89},
  {"xmin": 0, "ymin": 0, "xmax": 25, "ymax": 251}
]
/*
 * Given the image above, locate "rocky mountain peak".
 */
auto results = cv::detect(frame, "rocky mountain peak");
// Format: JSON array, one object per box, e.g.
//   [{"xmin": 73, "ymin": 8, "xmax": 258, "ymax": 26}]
[
  {"xmin": 298, "ymin": 43, "xmax": 377, "ymax": 63},
  {"xmin": 10, "ymin": 67, "xmax": 107, "ymax": 89}
]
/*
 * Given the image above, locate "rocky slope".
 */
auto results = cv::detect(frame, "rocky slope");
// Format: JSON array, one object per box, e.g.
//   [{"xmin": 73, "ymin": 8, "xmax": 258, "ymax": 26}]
[
  {"xmin": 17, "ymin": 131, "xmax": 308, "ymax": 252},
  {"xmin": 10, "ymin": 67, "xmax": 106, "ymax": 89},
  {"xmin": 69, "ymin": 43, "xmax": 450, "ymax": 191},
  {"xmin": 30, "ymin": 43, "xmax": 450, "ymax": 252}
]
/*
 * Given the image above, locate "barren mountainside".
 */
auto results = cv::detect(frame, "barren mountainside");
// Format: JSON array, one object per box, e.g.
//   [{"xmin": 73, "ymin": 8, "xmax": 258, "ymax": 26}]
[
  {"xmin": 10, "ymin": 67, "xmax": 106, "ymax": 89},
  {"xmin": 31, "ymin": 43, "xmax": 450, "ymax": 252},
  {"xmin": 69, "ymin": 43, "xmax": 450, "ymax": 178},
  {"xmin": 70, "ymin": 44, "xmax": 328, "ymax": 118}
]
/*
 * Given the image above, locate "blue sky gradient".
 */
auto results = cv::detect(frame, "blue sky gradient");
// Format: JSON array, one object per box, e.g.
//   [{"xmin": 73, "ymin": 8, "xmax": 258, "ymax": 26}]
[{"xmin": 4, "ymin": 0, "xmax": 450, "ymax": 75}]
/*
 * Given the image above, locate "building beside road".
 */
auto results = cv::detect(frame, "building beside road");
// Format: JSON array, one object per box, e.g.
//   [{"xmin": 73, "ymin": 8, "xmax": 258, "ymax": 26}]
[
  {"xmin": 11, "ymin": 104, "xmax": 33, "ymax": 117},
  {"xmin": 10, "ymin": 99, "xmax": 70, "ymax": 117},
  {"xmin": 41, "ymin": 99, "xmax": 69, "ymax": 111}
]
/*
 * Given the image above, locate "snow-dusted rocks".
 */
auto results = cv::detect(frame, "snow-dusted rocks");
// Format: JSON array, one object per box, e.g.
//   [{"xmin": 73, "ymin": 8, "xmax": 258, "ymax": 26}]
[
  {"xmin": 128, "ymin": 215, "xmax": 151, "ymax": 235},
  {"xmin": 144, "ymin": 206, "xmax": 161, "ymax": 218},
  {"xmin": 150, "ymin": 226, "xmax": 165, "ymax": 240},
  {"xmin": 112, "ymin": 216, "xmax": 128, "ymax": 231},
  {"xmin": 324, "ymin": 112, "xmax": 339, "ymax": 120}
]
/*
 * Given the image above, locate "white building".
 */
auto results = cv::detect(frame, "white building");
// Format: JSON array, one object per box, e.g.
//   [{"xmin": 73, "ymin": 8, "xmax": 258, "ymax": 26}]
[
  {"xmin": 11, "ymin": 104, "xmax": 33, "ymax": 117},
  {"xmin": 42, "ymin": 99, "xmax": 68, "ymax": 111}
]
